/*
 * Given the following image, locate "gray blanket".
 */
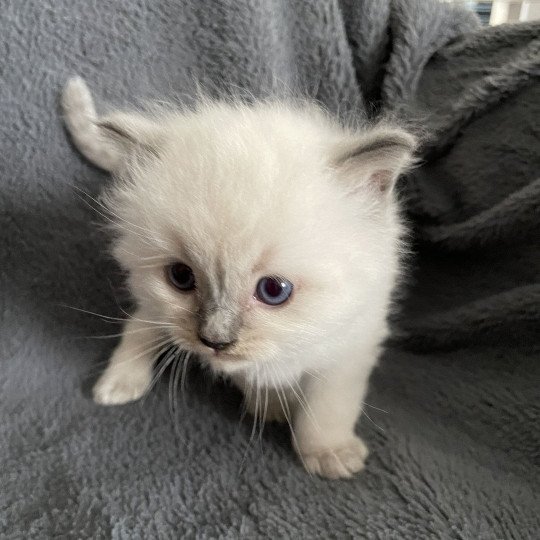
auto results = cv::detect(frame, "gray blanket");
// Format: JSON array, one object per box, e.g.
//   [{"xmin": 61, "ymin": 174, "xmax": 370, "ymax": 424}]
[{"xmin": 1, "ymin": 1, "xmax": 539, "ymax": 538}]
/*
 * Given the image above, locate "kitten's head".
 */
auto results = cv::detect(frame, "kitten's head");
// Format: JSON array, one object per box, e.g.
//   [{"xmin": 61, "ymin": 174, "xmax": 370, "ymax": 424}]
[{"xmin": 101, "ymin": 101, "xmax": 415, "ymax": 379}]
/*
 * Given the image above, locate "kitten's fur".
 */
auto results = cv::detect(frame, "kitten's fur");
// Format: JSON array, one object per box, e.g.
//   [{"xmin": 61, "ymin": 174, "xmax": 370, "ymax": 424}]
[{"xmin": 62, "ymin": 77, "xmax": 415, "ymax": 479}]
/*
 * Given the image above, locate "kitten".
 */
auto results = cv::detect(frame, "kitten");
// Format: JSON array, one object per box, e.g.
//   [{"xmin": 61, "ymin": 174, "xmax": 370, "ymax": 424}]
[{"xmin": 61, "ymin": 77, "xmax": 415, "ymax": 479}]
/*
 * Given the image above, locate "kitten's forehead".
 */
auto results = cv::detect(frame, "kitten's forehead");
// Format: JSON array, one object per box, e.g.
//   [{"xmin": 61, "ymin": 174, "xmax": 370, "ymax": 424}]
[
  {"xmin": 132, "ymin": 104, "xmax": 350, "ymax": 277},
  {"xmin": 157, "ymin": 105, "xmax": 329, "ymax": 200},
  {"xmin": 143, "ymin": 156, "xmax": 336, "ymax": 294},
  {"xmin": 184, "ymin": 227, "xmax": 272, "ymax": 282},
  {"xmin": 154, "ymin": 144, "xmax": 319, "ymax": 260}
]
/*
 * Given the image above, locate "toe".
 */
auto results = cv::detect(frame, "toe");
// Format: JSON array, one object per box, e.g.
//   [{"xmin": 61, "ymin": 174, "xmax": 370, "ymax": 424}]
[{"xmin": 299, "ymin": 437, "xmax": 369, "ymax": 479}]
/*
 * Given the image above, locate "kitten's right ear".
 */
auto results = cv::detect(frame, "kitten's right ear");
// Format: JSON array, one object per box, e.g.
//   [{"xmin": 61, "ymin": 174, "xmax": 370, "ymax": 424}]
[
  {"xmin": 331, "ymin": 125, "xmax": 417, "ymax": 198},
  {"xmin": 61, "ymin": 77, "xmax": 162, "ymax": 172}
]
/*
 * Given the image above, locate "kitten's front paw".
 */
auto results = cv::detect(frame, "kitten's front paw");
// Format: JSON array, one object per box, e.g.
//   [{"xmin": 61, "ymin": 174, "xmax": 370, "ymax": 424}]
[
  {"xmin": 93, "ymin": 368, "xmax": 151, "ymax": 405},
  {"xmin": 298, "ymin": 437, "xmax": 369, "ymax": 479}
]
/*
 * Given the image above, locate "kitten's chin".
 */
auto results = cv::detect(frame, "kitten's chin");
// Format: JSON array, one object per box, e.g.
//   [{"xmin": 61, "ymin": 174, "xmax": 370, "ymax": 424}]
[{"xmin": 205, "ymin": 355, "xmax": 253, "ymax": 374}]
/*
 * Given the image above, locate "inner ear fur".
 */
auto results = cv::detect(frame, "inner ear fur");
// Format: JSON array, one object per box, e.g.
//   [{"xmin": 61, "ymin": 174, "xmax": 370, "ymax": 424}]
[{"xmin": 332, "ymin": 126, "xmax": 417, "ymax": 195}]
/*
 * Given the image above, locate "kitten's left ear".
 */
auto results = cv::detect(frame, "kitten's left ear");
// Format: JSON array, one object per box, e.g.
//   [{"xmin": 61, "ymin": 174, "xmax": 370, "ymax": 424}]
[
  {"xmin": 62, "ymin": 77, "xmax": 164, "ymax": 172},
  {"xmin": 332, "ymin": 126, "xmax": 417, "ymax": 197}
]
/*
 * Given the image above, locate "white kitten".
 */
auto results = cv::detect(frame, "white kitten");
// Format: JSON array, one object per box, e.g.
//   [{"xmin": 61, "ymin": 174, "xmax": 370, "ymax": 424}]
[{"xmin": 61, "ymin": 77, "xmax": 415, "ymax": 479}]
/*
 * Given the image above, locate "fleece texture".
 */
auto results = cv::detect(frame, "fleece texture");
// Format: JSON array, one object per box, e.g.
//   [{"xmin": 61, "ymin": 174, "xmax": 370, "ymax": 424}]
[{"xmin": 1, "ymin": 0, "xmax": 538, "ymax": 538}]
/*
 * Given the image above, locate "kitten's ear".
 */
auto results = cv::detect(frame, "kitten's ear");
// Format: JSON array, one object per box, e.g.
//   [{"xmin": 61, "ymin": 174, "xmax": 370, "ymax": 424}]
[
  {"xmin": 332, "ymin": 126, "xmax": 417, "ymax": 197},
  {"xmin": 62, "ymin": 77, "xmax": 163, "ymax": 172},
  {"xmin": 96, "ymin": 112, "xmax": 163, "ymax": 162}
]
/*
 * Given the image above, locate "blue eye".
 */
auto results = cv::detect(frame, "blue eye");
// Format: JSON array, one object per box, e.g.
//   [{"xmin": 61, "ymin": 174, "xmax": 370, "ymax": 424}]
[
  {"xmin": 256, "ymin": 276, "xmax": 293, "ymax": 306},
  {"xmin": 167, "ymin": 263, "xmax": 195, "ymax": 291}
]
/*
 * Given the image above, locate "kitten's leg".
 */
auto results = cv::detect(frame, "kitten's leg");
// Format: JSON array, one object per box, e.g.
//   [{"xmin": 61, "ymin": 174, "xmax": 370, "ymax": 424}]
[
  {"xmin": 293, "ymin": 349, "xmax": 378, "ymax": 479},
  {"xmin": 93, "ymin": 313, "xmax": 167, "ymax": 405}
]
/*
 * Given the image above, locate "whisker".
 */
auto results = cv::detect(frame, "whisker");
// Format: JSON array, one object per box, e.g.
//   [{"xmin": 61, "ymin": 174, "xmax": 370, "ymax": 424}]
[
  {"xmin": 75, "ymin": 325, "xmax": 174, "ymax": 340},
  {"xmin": 116, "ymin": 248, "xmax": 167, "ymax": 262},
  {"xmin": 74, "ymin": 186, "xmax": 159, "ymax": 239},
  {"xmin": 304, "ymin": 369, "xmax": 327, "ymax": 383},
  {"xmin": 74, "ymin": 189, "xmax": 157, "ymax": 248},
  {"xmin": 284, "ymin": 374, "xmax": 320, "ymax": 433},
  {"xmin": 362, "ymin": 409, "xmax": 385, "ymax": 432},
  {"xmin": 172, "ymin": 350, "xmax": 186, "ymax": 415},
  {"xmin": 179, "ymin": 351, "xmax": 191, "ymax": 408},
  {"xmin": 248, "ymin": 368, "xmax": 261, "ymax": 448},
  {"xmin": 239, "ymin": 378, "xmax": 253, "ymax": 423},
  {"xmin": 59, "ymin": 304, "xmax": 127, "ymax": 323},
  {"xmin": 238, "ymin": 378, "xmax": 255, "ymax": 475},
  {"xmin": 136, "ymin": 262, "xmax": 170, "ymax": 269},
  {"xmin": 151, "ymin": 296, "xmax": 196, "ymax": 315},
  {"xmin": 260, "ymin": 384, "xmax": 269, "ymax": 445},
  {"xmin": 141, "ymin": 345, "xmax": 178, "ymax": 403},
  {"xmin": 268, "ymin": 366, "xmax": 309, "ymax": 473},
  {"xmin": 362, "ymin": 401, "xmax": 389, "ymax": 414},
  {"xmin": 239, "ymin": 369, "xmax": 264, "ymax": 475},
  {"xmin": 85, "ymin": 334, "xmax": 173, "ymax": 377},
  {"xmin": 116, "ymin": 304, "xmax": 178, "ymax": 328},
  {"xmin": 60, "ymin": 304, "xmax": 177, "ymax": 328},
  {"xmin": 168, "ymin": 352, "xmax": 180, "ymax": 425}
]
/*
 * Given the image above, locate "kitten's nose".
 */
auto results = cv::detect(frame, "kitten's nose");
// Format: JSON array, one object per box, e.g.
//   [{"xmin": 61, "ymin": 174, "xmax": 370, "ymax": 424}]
[{"xmin": 198, "ymin": 334, "xmax": 236, "ymax": 352}]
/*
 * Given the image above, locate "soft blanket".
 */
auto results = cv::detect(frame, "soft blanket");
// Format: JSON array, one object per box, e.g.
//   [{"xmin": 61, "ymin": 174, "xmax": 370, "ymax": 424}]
[{"xmin": 1, "ymin": 0, "xmax": 538, "ymax": 538}]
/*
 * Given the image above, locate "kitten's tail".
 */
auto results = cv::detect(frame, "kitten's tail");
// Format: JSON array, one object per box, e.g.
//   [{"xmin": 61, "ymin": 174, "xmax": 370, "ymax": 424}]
[{"xmin": 61, "ymin": 77, "xmax": 120, "ymax": 171}]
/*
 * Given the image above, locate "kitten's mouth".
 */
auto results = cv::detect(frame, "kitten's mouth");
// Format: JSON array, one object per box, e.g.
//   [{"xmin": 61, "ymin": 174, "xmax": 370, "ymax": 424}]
[
  {"xmin": 172, "ymin": 337, "xmax": 253, "ymax": 372},
  {"xmin": 189, "ymin": 340, "xmax": 244, "ymax": 360},
  {"xmin": 201, "ymin": 349, "xmax": 253, "ymax": 373},
  {"xmin": 191, "ymin": 343, "xmax": 239, "ymax": 359},
  {"xmin": 204, "ymin": 349, "xmax": 234, "ymax": 360},
  {"xmin": 205, "ymin": 349, "xmax": 243, "ymax": 363}
]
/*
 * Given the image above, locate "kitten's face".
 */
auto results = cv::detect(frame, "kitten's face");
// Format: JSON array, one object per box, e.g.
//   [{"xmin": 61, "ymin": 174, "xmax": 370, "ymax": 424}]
[{"xmin": 106, "ymin": 104, "xmax": 411, "ymax": 378}]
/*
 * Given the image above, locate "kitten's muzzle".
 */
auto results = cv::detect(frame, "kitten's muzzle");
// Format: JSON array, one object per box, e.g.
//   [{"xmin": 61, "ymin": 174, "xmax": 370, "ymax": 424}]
[{"xmin": 197, "ymin": 304, "xmax": 241, "ymax": 353}]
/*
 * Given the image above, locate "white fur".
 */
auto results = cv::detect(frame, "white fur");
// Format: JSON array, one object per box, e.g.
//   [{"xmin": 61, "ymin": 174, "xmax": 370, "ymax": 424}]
[{"xmin": 62, "ymin": 78, "xmax": 415, "ymax": 478}]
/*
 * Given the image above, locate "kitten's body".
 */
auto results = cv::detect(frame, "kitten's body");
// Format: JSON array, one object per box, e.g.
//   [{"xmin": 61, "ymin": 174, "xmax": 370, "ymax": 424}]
[{"xmin": 62, "ymin": 78, "xmax": 415, "ymax": 479}]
